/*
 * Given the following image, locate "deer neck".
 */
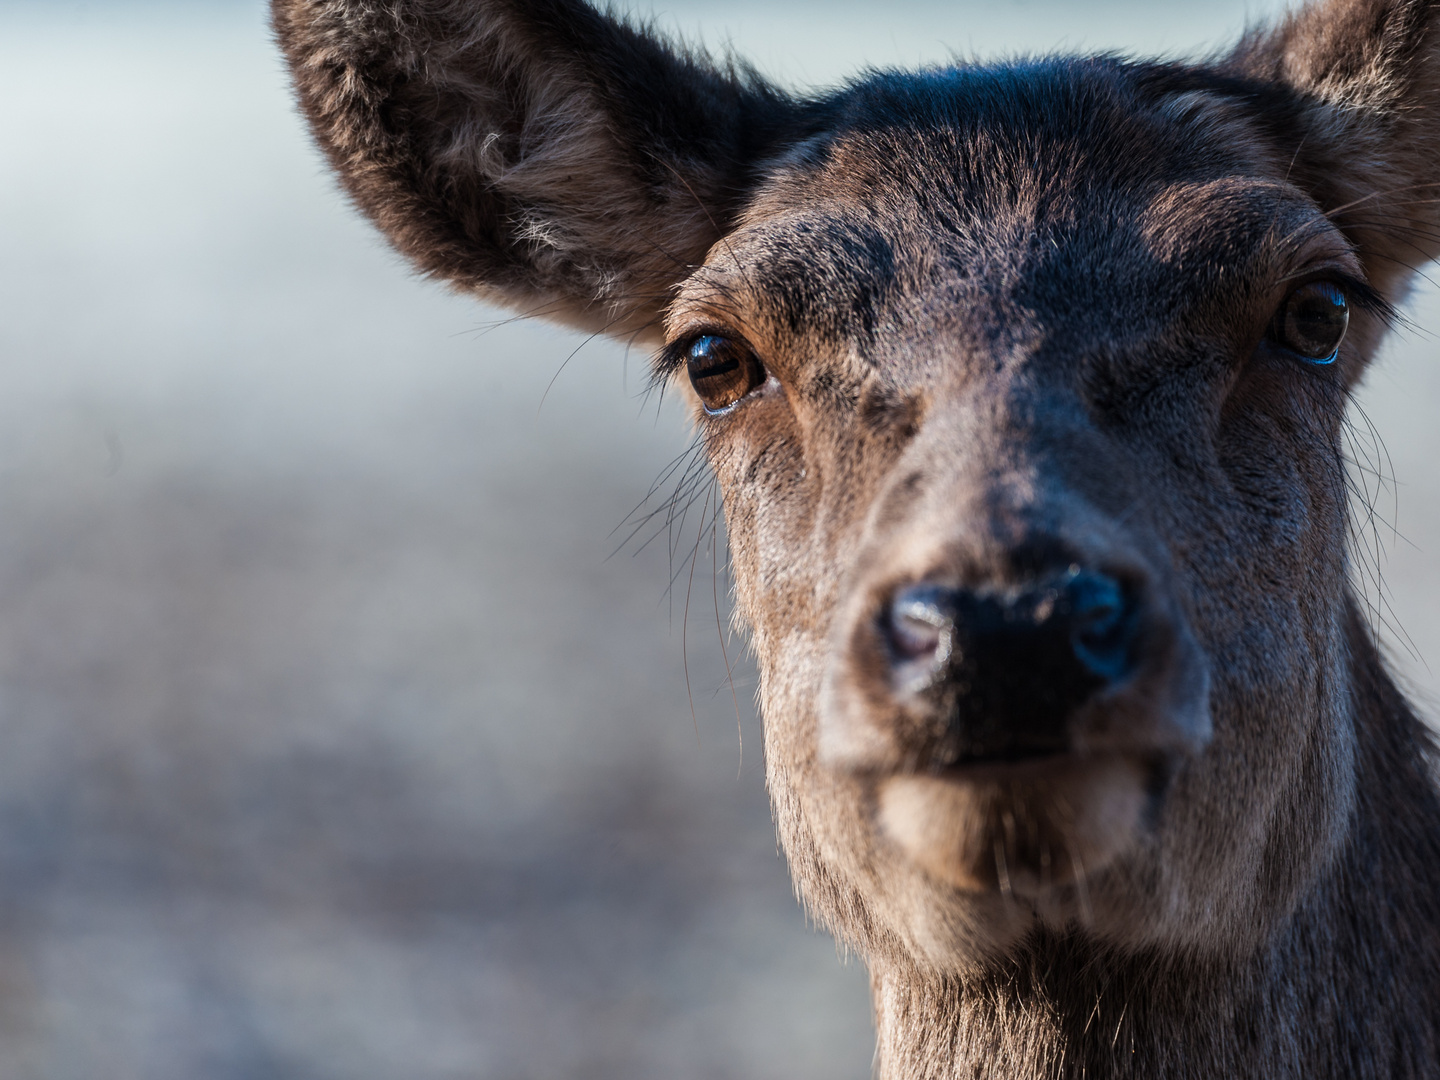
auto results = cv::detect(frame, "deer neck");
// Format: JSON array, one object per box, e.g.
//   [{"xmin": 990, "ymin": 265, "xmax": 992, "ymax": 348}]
[{"xmin": 869, "ymin": 614, "xmax": 1440, "ymax": 1080}]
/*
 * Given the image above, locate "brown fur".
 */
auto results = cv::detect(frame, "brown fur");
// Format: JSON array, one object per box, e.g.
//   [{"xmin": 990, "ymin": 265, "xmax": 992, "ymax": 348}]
[
  {"xmin": 270, "ymin": 0, "xmax": 800, "ymax": 336},
  {"xmin": 274, "ymin": 1, "xmax": 1440, "ymax": 1075}
]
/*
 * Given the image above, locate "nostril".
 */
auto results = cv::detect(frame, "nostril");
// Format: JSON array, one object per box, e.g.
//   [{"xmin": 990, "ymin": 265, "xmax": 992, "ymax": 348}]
[
  {"xmin": 1065, "ymin": 570, "xmax": 1137, "ymax": 684},
  {"xmin": 882, "ymin": 570, "xmax": 1139, "ymax": 690},
  {"xmin": 886, "ymin": 584, "xmax": 957, "ymax": 664},
  {"xmin": 866, "ymin": 567, "xmax": 1149, "ymax": 766}
]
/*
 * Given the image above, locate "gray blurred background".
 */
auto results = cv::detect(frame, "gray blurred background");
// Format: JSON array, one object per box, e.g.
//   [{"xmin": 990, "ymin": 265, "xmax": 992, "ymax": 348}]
[{"xmin": 0, "ymin": 1, "xmax": 1437, "ymax": 1077}]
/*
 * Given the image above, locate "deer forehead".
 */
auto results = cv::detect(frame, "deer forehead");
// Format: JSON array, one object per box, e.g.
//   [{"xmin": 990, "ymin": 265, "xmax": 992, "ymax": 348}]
[{"xmin": 667, "ymin": 67, "xmax": 1354, "ymax": 386}]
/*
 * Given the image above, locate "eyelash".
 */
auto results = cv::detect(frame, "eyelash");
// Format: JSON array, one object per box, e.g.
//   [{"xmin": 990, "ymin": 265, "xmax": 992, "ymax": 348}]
[
  {"xmin": 1286, "ymin": 272, "xmax": 1392, "ymax": 322},
  {"xmin": 656, "ymin": 331, "xmax": 738, "ymax": 382}
]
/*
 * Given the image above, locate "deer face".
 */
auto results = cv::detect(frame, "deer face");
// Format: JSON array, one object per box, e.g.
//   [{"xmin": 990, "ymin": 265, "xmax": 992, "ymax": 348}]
[
  {"xmin": 666, "ymin": 65, "xmax": 1378, "ymax": 970},
  {"xmin": 276, "ymin": 0, "xmax": 1440, "ymax": 978}
]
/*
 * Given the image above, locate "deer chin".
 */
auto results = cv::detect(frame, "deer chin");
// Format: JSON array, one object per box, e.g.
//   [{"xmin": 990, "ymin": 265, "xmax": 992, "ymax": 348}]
[{"xmin": 875, "ymin": 754, "xmax": 1149, "ymax": 898}]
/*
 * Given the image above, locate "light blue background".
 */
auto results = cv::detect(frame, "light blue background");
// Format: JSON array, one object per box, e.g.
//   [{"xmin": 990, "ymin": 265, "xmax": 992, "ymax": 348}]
[{"xmin": 0, "ymin": 2, "xmax": 1433, "ymax": 1077}]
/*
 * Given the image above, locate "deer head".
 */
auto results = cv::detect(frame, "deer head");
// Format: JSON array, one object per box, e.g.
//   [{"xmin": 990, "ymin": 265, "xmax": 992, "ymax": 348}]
[{"xmin": 274, "ymin": 0, "xmax": 1440, "ymax": 1072}]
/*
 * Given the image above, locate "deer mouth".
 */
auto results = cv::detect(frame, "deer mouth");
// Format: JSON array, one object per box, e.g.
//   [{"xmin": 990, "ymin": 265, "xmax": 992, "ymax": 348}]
[{"xmin": 874, "ymin": 753, "xmax": 1156, "ymax": 896}]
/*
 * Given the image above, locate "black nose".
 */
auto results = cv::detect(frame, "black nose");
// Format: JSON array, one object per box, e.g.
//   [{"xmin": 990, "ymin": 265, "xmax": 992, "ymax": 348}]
[{"xmin": 885, "ymin": 569, "xmax": 1140, "ymax": 762}]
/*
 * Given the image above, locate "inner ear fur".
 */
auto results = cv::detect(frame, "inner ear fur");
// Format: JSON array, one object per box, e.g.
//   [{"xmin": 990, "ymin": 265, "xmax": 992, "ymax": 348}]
[
  {"xmin": 1226, "ymin": 0, "xmax": 1440, "ymax": 299},
  {"xmin": 272, "ymin": 0, "xmax": 802, "ymax": 339}
]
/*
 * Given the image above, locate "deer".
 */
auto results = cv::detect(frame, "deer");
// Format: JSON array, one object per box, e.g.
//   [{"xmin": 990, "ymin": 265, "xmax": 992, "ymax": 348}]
[{"xmin": 271, "ymin": 0, "xmax": 1440, "ymax": 1074}]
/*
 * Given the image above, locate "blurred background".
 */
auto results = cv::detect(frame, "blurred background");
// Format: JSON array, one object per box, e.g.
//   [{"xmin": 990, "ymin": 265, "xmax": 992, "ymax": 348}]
[{"xmin": 0, "ymin": 1, "xmax": 1437, "ymax": 1077}]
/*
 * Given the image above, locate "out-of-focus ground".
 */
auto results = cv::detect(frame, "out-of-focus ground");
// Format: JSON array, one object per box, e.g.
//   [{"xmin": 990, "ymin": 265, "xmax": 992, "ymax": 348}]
[{"xmin": 0, "ymin": 1, "xmax": 1436, "ymax": 1077}]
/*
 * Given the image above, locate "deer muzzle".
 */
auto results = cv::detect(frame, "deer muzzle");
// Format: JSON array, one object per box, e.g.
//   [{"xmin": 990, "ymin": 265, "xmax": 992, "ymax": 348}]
[{"xmin": 818, "ymin": 542, "xmax": 1211, "ymax": 894}]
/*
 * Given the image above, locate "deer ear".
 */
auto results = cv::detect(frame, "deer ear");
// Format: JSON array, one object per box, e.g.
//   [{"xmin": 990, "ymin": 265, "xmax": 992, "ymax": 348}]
[
  {"xmin": 272, "ymin": 0, "xmax": 800, "ymax": 339},
  {"xmin": 1227, "ymin": 0, "xmax": 1440, "ymax": 297}
]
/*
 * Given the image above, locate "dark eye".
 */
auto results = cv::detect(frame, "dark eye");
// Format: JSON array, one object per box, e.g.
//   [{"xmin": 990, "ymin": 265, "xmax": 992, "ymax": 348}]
[
  {"xmin": 686, "ymin": 335, "xmax": 766, "ymax": 414},
  {"xmin": 1273, "ymin": 281, "xmax": 1349, "ymax": 364}
]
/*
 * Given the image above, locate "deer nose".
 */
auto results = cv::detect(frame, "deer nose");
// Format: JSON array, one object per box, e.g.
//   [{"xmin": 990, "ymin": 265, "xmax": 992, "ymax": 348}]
[{"xmin": 884, "ymin": 569, "xmax": 1140, "ymax": 762}]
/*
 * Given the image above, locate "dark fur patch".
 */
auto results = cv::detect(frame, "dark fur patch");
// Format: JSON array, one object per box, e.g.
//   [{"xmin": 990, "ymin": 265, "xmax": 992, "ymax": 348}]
[{"xmin": 271, "ymin": 0, "xmax": 823, "ymax": 336}]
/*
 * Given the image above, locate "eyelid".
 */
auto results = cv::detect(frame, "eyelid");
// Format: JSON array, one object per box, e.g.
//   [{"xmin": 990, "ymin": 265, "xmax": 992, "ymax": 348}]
[
  {"xmin": 1281, "ymin": 269, "xmax": 1394, "ymax": 325},
  {"xmin": 656, "ymin": 328, "xmax": 754, "ymax": 382}
]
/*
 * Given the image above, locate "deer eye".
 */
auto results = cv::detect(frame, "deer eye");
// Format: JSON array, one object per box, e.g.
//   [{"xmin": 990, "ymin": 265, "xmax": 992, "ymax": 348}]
[
  {"xmin": 1273, "ymin": 281, "xmax": 1349, "ymax": 364},
  {"xmin": 686, "ymin": 335, "xmax": 766, "ymax": 414}
]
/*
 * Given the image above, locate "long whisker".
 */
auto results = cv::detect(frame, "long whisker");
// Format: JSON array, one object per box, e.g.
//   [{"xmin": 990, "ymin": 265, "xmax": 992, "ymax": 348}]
[
  {"xmin": 707, "ymin": 486, "xmax": 746, "ymax": 775},
  {"xmin": 1322, "ymin": 181, "xmax": 1440, "ymax": 220}
]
